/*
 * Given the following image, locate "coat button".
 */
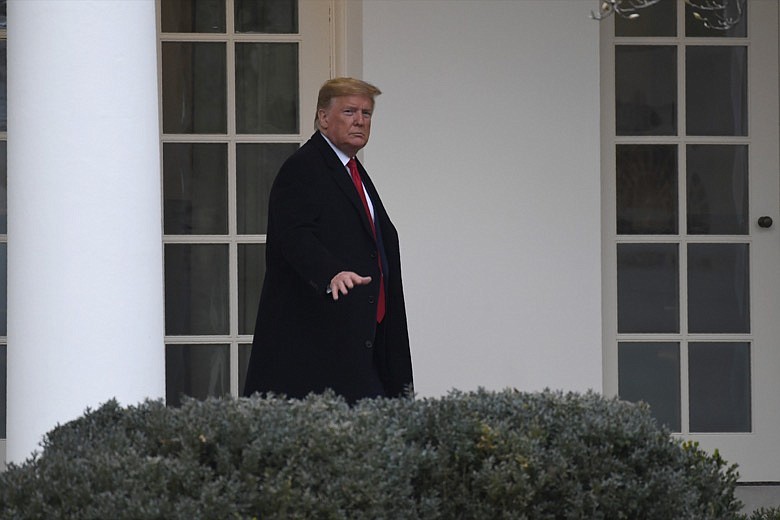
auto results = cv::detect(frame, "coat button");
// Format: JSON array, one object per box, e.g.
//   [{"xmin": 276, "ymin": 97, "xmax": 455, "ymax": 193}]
[
  {"xmin": 368, "ymin": 296, "xmax": 375, "ymax": 304},
  {"xmin": 365, "ymin": 340, "xmax": 373, "ymax": 349},
  {"xmin": 370, "ymin": 251, "xmax": 377, "ymax": 259}
]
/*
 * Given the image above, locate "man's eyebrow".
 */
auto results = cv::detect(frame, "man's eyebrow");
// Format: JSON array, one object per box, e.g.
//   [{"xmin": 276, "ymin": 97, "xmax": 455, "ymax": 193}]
[{"xmin": 342, "ymin": 105, "xmax": 372, "ymax": 112}]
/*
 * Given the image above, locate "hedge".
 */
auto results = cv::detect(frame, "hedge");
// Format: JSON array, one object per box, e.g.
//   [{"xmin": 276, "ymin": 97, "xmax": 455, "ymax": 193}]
[
  {"xmin": 0, "ymin": 389, "xmax": 745, "ymax": 519},
  {"xmin": 746, "ymin": 508, "xmax": 780, "ymax": 520}
]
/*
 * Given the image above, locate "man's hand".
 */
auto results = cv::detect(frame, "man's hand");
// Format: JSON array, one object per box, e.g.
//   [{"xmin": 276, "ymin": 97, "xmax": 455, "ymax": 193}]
[{"xmin": 330, "ymin": 271, "xmax": 372, "ymax": 300}]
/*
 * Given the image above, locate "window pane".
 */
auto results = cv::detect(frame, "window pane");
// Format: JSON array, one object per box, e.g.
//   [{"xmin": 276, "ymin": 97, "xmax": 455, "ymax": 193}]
[
  {"xmin": 688, "ymin": 243, "xmax": 749, "ymax": 333},
  {"xmin": 236, "ymin": 43, "xmax": 299, "ymax": 134},
  {"xmin": 0, "ymin": 345, "xmax": 5, "ymax": 438},
  {"xmin": 618, "ymin": 243, "xmax": 679, "ymax": 333},
  {"xmin": 235, "ymin": 0, "xmax": 297, "ymax": 34},
  {"xmin": 0, "ymin": 243, "xmax": 5, "ymax": 336},
  {"xmin": 236, "ymin": 143, "xmax": 295, "ymax": 234},
  {"xmin": 617, "ymin": 144, "xmax": 678, "ymax": 234},
  {"xmin": 238, "ymin": 244, "xmax": 266, "ymax": 335},
  {"xmin": 685, "ymin": 1, "xmax": 747, "ymax": 37},
  {"xmin": 160, "ymin": 0, "xmax": 225, "ymax": 33},
  {"xmin": 686, "ymin": 46, "xmax": 747, "ymax": 136},
  {"xmin": 615, "ymin": 0, "xmax": 676, "ymax": 37},
  {"xmin": 166, "ymin": 344, "xmax": 229, "ymax": 406},
  {"xmin": 0, "ymin": 141, "xmax": 6, "ymax": 234},
  {"xmin": 619, "ymin": 342, "xmax": 681, "ymax": 432},
  {"xmin": 689, "ymin": 342, "xmax": 751, "ymax": 432},
  {"xmin": 165, "ymin": 244, "xmax": 229, "ymax": 335},
  {"xmin": 162, "ymin": 42, "xmax": 226, "ymax": 134},
  {"xmin": 164, "ymin": 143, "xmax": 228, "ymax": 235},
  {"xmin": 239, "ymin": 343, "xmax": 252, "ymax": 396},
  {"xmin": 0, "ymin": 41, "xmax": 6, "ymax": 132},
  {"xmin": 687, "ymin": 145, "xmax": 748, "ymax": 235},
  {"xmin": 616, "ymin": 45, "xmax": 677, "ymax": 136}
]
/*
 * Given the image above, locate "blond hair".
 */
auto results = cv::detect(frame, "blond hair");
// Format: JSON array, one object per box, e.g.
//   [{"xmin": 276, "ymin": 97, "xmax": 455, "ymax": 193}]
[{"xmin": 314, "ymin": 77, "xmax": 382, "ymax": 129}]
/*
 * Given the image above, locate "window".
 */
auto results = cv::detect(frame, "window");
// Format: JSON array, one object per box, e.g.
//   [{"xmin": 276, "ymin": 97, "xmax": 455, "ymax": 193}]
[
  {"xmin": 158, "ymin": 0, "xmax": 330, "ymax": 404},
  {"xmin": 605, "ymin": 0, "xmax": 753, "ymax": 433}
]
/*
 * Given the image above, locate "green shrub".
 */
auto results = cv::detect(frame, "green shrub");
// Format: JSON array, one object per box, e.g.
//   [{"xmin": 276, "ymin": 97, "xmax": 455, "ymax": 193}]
[
  {"xmin": 0, "ymin": 389, "xmax": 743, "ymax": 519},
  {"xmin": 745, "ymin": 508, "xmax": 780, "ymax": 520}
]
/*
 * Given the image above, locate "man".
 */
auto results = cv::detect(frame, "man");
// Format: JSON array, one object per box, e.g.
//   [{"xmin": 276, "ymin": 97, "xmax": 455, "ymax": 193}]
[{"xmin": 243, "ymin": 77, "xmax": 413, "ymax": 403}]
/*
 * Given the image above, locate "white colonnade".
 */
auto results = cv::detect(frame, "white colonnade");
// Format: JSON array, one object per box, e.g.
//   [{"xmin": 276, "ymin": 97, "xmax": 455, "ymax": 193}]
[{"xmin": 6, "ymin": 0, "xmax": 165, "ymax": 462}]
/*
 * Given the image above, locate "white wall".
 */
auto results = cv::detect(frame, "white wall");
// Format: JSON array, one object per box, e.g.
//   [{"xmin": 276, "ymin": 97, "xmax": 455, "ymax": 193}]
[{"xmin": 361, "ymin": 0, "xmax": 602, "ymax": 396}]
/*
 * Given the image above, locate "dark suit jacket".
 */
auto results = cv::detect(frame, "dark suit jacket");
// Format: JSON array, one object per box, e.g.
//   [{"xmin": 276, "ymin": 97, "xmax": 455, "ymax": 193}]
[{"xmin": 243, "ymin": 132, "xmax": 413, "ymax": 403}]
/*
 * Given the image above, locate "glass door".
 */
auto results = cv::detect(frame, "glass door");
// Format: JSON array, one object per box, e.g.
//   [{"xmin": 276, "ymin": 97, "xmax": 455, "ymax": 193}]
[
  {"xmin": 601, "ymin": 0, "xmax": 780, "ymax": 481},
  {"xmin": 158, "ymin": 0, "xmax": 331, "ymax": 405}
]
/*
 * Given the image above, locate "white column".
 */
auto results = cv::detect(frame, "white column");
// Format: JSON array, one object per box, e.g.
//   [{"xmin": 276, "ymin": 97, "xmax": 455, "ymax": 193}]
[{"xmin": 6, "ymin": 0, "xmax": 165, "ymax": 462}]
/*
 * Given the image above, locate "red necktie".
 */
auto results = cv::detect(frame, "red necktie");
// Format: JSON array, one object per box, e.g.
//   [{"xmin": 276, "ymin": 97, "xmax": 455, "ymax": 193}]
[{"xmin": 348, "ymin": 158, "xmax": 386, "ymax": 323}]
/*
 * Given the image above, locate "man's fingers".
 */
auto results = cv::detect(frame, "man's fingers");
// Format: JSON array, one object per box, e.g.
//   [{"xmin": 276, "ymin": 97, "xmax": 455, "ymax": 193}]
[
  {"xmin": 330, "ymin": 278, "xmax": 344, "ymax": 300},
  {"xmin": 330, "ymin": 271, "xmax": 372, "ymax": 300}
]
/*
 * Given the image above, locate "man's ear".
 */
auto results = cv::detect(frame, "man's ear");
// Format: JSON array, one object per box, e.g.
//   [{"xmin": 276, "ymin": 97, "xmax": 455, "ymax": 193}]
[{"xmin": 317, "ymin": 109, "xmax": 328, "ymax": 129}]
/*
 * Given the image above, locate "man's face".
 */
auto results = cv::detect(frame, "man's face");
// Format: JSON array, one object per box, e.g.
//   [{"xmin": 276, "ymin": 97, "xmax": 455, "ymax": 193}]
[{"xmin": 317, "ymin": 95, "xmax": 374, "ymax": 157}]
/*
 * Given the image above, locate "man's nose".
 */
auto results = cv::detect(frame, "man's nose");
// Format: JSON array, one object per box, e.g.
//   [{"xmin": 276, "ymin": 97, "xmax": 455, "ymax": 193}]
[{"xmin": 353, "ymin": 112, "xmax": 365, "ymax": 125}]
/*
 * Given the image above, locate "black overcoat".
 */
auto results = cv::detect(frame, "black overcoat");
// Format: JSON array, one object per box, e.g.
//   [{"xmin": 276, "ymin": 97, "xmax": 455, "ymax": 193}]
[{"xmin": 242, "ymin": 132, "xmax": 413, "ymax": 402}]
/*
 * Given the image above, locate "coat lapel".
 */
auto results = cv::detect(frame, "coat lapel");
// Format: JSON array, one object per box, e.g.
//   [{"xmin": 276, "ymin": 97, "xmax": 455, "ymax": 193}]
[{"xmin": 313, "ymin": 132, "xmax": 379, "ymax": 240}]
